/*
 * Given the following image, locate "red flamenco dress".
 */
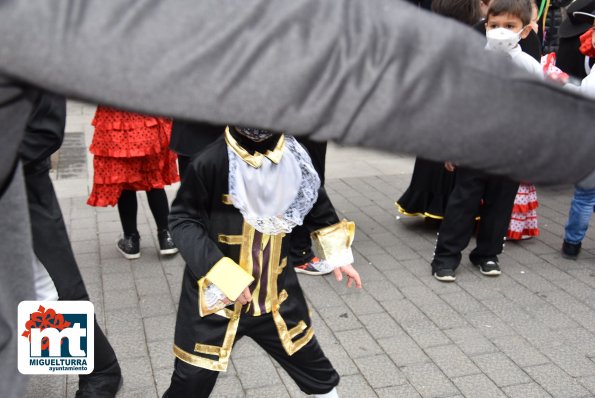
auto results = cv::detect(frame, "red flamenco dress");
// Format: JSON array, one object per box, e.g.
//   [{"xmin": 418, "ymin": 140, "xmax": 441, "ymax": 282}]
[
  {"xmin": 507, "ymin": 183, "xmax": 539, "ymax": 240},
  {"xmin": 87, "ymin": 107, "xmax": 179, "ymax": 207}
]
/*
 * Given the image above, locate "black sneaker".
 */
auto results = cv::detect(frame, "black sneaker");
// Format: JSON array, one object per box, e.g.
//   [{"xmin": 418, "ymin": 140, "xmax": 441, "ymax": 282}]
[
  {"xmin": 116, "ymin": 232, "xmax": 140, "ymax": 260},
  {"xmin": 561, "ymin": 240, "xmax": 581, "ymax": 260},
  {"xmin": 157, "ymin": 229, "xmax": 178, "ymax": 255},
  {"xmin": 474, "ymin": 260, "xmax": 501, "ymax": 276},
  {"xmin": 433, "ymin": 268, "xmax": 456, "ymax": 282}
]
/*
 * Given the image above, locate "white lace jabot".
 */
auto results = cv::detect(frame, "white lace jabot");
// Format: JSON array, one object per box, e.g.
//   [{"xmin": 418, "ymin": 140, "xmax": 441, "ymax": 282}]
[{"xmin": 228, "ymin": 135, "xmax": 320, "ymax": 235}]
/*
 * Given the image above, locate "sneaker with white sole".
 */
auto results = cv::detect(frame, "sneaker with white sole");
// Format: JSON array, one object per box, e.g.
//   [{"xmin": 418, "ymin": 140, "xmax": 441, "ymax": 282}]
[
  {"xmin": 433, "ymin": 268, "xmax": 456, "ymax": 282},
  {"xmin": 117, "ymin": 232, "xmax": 140, "ymax": 260},
  {"xmin": 474, "ymin": 260, "xmax": 501, "ymax": 276},
  {"xmin": 157, "ymin": 229, "xmax": 179, "ymax": 255},
  {"xmin": 294, "ymin": 257, "xmax": 333, "ymax": 276}
]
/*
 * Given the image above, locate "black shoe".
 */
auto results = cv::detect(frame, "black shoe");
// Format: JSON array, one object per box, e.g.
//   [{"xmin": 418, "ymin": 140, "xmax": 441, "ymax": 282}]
[
  {"xmin": 473, "ymin": 260, "xmax": 501, "ymax": 276},
  {"xmin": 158, "ymin": 229, "xmax": 178, "ymax": 255},
  {"xmin": 561, "ymin": 240, "xmax": 581, "ymax": 260},
  {"xmin": 117, "ymin": 232, "xmax": 140, "ymax": 260},
  {"xmin": 433, "ymin": 268, "xmax": 456, "ymax": 282},
  {"xmin": 76, "ymin": 361, "xmax": 122, "ymax": 398}
]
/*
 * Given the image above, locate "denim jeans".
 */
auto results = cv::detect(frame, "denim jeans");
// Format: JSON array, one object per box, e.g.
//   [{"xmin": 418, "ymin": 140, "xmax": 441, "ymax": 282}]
[{"xmin": 564, "ymin": 187, "xmax": 595, "ymax": 244}]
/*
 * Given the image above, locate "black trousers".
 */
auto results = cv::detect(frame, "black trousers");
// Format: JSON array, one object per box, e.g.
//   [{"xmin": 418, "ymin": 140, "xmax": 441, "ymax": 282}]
[
  {"xmin": 289, "ymin": 138, "xmax": 328, "ymax": 266},
  {"xmin": 431, "ymin": 167, "xmax": 519, "ymax": 272},
  {"xmin": 25, "ymin": 165, "xmax": 119, "ymax": 374},
  {"xmin": 164, "ymin": 314, "xmax": 339, "ymax": 397}
]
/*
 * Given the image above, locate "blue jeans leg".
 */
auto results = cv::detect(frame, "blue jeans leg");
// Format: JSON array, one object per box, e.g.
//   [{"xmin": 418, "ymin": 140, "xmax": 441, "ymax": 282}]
[{"xmin": 564, "ymin": 187, "xmax": 595, "ymax": 244}]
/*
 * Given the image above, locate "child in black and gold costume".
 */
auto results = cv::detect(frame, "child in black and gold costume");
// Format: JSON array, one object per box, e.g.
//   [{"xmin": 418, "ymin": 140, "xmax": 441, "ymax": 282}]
[{"xmin": 163, "ymin": 126, "xmax": 361, "ymax": 397}]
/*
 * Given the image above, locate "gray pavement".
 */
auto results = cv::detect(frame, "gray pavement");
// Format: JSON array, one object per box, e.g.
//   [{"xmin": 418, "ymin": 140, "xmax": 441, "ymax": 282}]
[{"xmin": 25, "ymin": 101, "xmax": 595, "ymax": 398}]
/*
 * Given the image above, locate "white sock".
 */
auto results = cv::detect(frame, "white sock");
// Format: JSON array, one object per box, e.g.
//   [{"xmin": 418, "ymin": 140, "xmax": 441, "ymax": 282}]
[
  {"xmin": 33, "ymin": 255, "xmax": 59, "ymax": 301},
  {"xmin": 314, "ymin": 387, "xmax": 338, "ymax": 398}
]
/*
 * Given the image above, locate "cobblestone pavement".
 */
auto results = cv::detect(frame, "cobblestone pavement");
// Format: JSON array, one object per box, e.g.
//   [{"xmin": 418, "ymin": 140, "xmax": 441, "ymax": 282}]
[{"xmin": 25, "ymin": 102, "xmax": 595, "ymax": 398}]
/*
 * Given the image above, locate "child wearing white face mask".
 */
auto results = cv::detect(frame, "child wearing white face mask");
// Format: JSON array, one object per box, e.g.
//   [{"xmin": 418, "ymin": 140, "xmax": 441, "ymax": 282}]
[
  {"xmin": 485, "ymin": 0, "xmax": 544, "ymax": 243},
  {"xmin": 484, "ymin": 0, "xmax": 544, "ymax": 77}
]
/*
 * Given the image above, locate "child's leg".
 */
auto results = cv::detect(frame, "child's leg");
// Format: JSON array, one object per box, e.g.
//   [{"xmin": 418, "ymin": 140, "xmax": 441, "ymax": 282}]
[
  {"xmin": 432, "ymin": 168, "xmax": 486, "ymax": 272},
  {"xmin": 117, "ymin": 189, "xmax": 138, "ymax": 235},
  {"xmin": 163, "ymin": 358, "xmax": 219, "ymax": 398},
  {"xmin": 470, "ymin": 176, "xmax": 518, "ymax": 263},
  {"xmin": 564, "ymin": 187, "xmax": 595, "ymax": 244},
  {"xmin": 145, "ymin": 188, "xmax": 170, "ymax": 231},
  {"xmin": 247, "ymin": 318, "xmax": 339, "ymax": 395}
]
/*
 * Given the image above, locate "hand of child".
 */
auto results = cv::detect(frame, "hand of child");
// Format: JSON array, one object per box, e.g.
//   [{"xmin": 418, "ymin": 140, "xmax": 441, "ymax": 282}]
[
  {"xmin": 444, "ymin": 161, "xmax": 456, "ymax": 172},
  {"xmin": 228, "ymin": 287, "xmax": 252, "ymax": 306},
  {"xmin": 333, "ymin": 264, "xmax": 362, "ymax": 288}
]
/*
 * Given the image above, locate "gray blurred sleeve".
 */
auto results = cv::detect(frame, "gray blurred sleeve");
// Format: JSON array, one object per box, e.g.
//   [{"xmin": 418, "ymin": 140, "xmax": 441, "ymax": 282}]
[{"xmin": 0, "ymin": 0, "xmax": 594, "ymax": 185}]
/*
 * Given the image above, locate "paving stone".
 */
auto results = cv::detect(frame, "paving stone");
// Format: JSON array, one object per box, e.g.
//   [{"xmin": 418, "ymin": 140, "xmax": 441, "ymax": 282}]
[
  {"xmin": 452, "ymin": 374, "xmax": 506, "ymax": 398},
  {"xmin": 25, "ymin": 374, "xmax": 66, "ymax": 398},
  {"xmin": 377, "ymin": 384, "xmax": 422, "ymax": 398},
  {"xmin": 209, "ymin": 374, "xmax": 245, "ymax": 398},
  {"xmin": 143, "ymin": 315, "xmax": 176, "ymax": 342},
  {"xmin": 318, "ymin": 305, "xmax": 362, "ymax": 332},
  {"xmin": 465, "ymin": 311, "xmax": 517, "ymax": 339},
  {"xmin": 491, "ymin": 335, "xmax": 550, "ymax": 368},
  {"xmin": 102, "ymin": 270, "xmax": 135, "ymax": 291},
  {"xmin": 118, "ymin": 357, "xmax": 155, "ymax": 392},
  {"xmin": 439, "ymin": 291, "xmax": 486, "ymax": 314},
  {"xmin": 105, "ymin": 307, "xmax": 144, "ymax": 335},
  {"xmin": 425, "ymin": 345, "xmax": 480, "ymax": 378},
  {"xmin": 103, "ymin": 288, "xmax": 139, "ymax": 311},
  {"xmin": 472, "ymin": 352, "xmax": 532, "ymax": 387},
  {"xmin": 246, "ymin": 384, "xmax": 291, "ymax": 397},
  {"xmin": 335, "ymin": 328, "xmax": 383, "ymax": 358},
  {"xmin": 148, "ymin": 341, "xmax": 175, "ymax": 370},
  {"xmin": 525, "ymin": 363, "xmax": 591, "ymax": 398},
  {"xmin": 400, "ymin": 318, "xmax": 452, "ymax": 349},
  {"xmin": 538, "ymin": 345, "xmax": 595, "ymax": 378},
  {"xmin": 354, "ymin": 354, "xmax": 407, "ymax": 388},
  {"xmin": 109, "ymin": 331, "xmax": 150, "ymax": 359},
  {"xmin": 335, "ymin": 374, "xmax": 376, "ymax": 398},
  {"xmin": 139, "ymin": 293, "xmax": 175, "ymax": 318},
  {"xmin": 321, "ymin": 341, "xmax": 359, "ymax": 376},
  {"xmin": 578, "ymin": 375, "xmax": 595, "ymax": 396},
  {"xmin": 358, "ymin": 312, "xmax": 404, "ymax": 340},
  {"xmin": 380, "ymin": 298, "xmax": 427, "ymax": 324},
  {"xmin": 234, "ymin": 354, "xmax": 280, "ymax": 389},
  {"xmin": 341, "ymin": 291, "xmax": 385, "ymax": 315},
  {"xmin": 502, "ymin": 383, "xmax": 553, "ymax": 398},
  {"xmin": 117, "ymin": 387, "xmax": 158, "ymax": 398},
  {"xmin": 401, "ymin": 362, "xmax": 459, "ymax": 398},
  {"xmin": 444, "ymin": 327, "xmax": 498, "ymax": 356}
]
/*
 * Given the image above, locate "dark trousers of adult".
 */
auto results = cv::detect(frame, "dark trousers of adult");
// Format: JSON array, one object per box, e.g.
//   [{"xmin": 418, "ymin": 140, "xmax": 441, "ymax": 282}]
[
  {"xmin": 431, "ymin": 167, "xmax": 519, "ymax": 272},
  {"xmin": 117, "ymin": 189, "xmax": 170, "ymax": 235},
  {"xmin": 25, "ymin": 164, "xmax": 120, "ymax": 384},
  {"xmin": 164, "ymin": 315, "xmax": 339, "ymax": 397},
  {"xmin": 289, "ymin": 138, "xmax": 328, "ymax": 267}
]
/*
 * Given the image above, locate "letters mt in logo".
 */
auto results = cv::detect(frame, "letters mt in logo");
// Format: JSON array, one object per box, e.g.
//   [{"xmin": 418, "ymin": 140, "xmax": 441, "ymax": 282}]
[{"xmin": 18, "ymin": 301, "xmax": 94, "ymax": 375}]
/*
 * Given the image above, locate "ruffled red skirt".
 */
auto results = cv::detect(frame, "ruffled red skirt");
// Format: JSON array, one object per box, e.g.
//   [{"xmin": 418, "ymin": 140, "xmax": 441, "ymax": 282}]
[
  {"xmin": 507, "ymin": 183, "xmax": 539, "ymax": 240},
  {"xmin": 87, "ymin": 107, "xmax": 179, "ymax": 207}
]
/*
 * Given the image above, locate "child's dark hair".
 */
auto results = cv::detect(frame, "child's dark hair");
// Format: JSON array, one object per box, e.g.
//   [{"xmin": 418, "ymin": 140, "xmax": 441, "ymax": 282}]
[
  {"xmin": 486, "ymin": 0, "xmax": 532, "ymax": 25},
  {"xmin": 431, "ymin": 0, "xmax": 481, "ymax": 26}
]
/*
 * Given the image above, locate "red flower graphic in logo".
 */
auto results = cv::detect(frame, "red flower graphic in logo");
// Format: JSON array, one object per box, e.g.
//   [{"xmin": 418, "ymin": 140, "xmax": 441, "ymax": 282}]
[{"xmin": 21, "ymin": 305, "xmax": 72, "ymax": 350}]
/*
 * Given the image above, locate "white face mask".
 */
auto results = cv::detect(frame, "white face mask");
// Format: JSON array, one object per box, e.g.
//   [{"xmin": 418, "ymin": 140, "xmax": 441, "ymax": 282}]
[{"xmin": 486, "ymin": 27, "xmax": 522, "ymax": 52}]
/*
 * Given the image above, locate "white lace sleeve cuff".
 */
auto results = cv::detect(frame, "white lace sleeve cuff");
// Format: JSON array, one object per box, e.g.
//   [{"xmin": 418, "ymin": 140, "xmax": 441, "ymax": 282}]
[{"xmin": 204, "ymin": 283, "xmax": 228, "ymax": 309}]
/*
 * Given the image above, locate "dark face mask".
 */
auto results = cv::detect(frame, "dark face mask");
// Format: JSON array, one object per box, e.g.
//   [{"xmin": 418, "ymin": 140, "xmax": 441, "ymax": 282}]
[{"xmin": 235, "ymin": 127, "xmax": 275, "ymax": 142}]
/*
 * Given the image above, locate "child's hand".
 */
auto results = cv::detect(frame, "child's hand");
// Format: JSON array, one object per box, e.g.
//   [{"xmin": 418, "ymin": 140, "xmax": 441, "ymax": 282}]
[
  {"xmin": 228, "ymin": 287, "xmax": 252, "ymax": 306},
  {"xmin": 444, "ymin": 161, "xmax": 456, "ymax": 172},
  {"xmin": 333, "ymin": 264, "xmax": 362, "ymax": 288}
]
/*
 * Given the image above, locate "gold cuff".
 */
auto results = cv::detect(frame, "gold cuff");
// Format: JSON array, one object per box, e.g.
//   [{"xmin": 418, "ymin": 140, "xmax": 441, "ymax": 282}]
[
  {"xmin": 206, "ymin": 257, "xmax": 254, "ymax": 302},
  {"xmin": 311, "ymin": 220, "xmax": 355, "ymax": 264}
]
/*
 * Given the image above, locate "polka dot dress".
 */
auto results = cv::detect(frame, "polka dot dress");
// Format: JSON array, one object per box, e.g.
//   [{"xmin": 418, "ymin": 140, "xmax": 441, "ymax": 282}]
[
  {"xmin": 507, "ymin": 183, "xmax": 539, "ymax": 240},
  {"xmin": 87, "ymin": 107, "xmax": 179, "ymax": 207}
]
